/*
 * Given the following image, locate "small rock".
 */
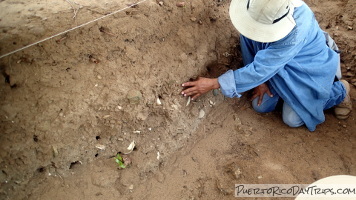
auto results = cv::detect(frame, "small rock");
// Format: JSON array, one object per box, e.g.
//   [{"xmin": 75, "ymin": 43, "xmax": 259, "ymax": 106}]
[
  {"xmin": 198, "ymin": 109, "xmax": 205, "ymax": 119},
  {"xmin": 258, "ymin": 175, "xmax": 263, "ymax": 179},
  {"xmin": 103, "ymin": 115, "xmax": 111, "ymax": 119},
  {"xmin": 342, "ymin": 124, "xmax": 347, "ymax": 128},
  {"xmin": 190, "ymin": 17, "xmax": 197, "ymax": 22},
  {"xmin": 127, "ymin": 90, "xmax": 142, "ymax": 104},
  {"xmin": 52, "ymin": 146, "xmax": 59, "ymax": 157},
  {"xmin": 156, "ymin": 98, "xmax": 162, "ymax": 105},
  {"xmin": 347, "ymin": 26, "xmax": 353, "ymax": 30},
  {"xmin": 158, "ymin": 1, "xmax": 163, "ymax": 6},
  {"xmin": 95, "ymin": 144, "xmax": 106, "ymax": 150},
  {"xmin": 97, "ymin": 75, "xmax": 102, "ymax": 80},
  {"xmin": 128, "ymin": 184, "xmax": 134, "ymax": 190},
  {"xmin": 234, "ymin": 168, "xmax": 242, "ymax": 179},
  {"xmin": 176, "ymin": 2, "xmax": 185, "ymax": 7},
  {"xmin": 156, "ymin": 172, "xmax": 165, "ymax": 183},
  {"xmin": 213, "ymin": 89, "xmax": 219, "ymax": 96},
  {"xmin": 198, "ymin": 20, "xmax": 203, "ymax": 25},
  {"xmin": 157, "ymin": 152, "xmax": 160, "ymax": 160}
]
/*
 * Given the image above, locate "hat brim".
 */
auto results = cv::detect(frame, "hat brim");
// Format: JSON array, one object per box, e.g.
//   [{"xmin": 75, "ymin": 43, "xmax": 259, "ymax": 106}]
[{"xmin": 229, "ymin": 0, "xmax": 296, "ymax": 43}]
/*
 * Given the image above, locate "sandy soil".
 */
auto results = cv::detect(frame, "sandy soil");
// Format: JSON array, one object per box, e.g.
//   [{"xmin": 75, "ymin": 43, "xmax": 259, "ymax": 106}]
[{"xmin": 0, "ymin": 0, "xmax": 355, "ymax": 199}]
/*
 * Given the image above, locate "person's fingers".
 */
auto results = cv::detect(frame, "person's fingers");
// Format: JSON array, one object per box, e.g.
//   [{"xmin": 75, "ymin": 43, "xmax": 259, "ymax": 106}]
[
  {"xmin": 258, "ymin": 94, "xmax": 263, "ymax": 106},
  {"xmin": 181, "ymin": 81, "xmax": 196, "ymax": 87},
  {"xmin": 266, "ymin": 89, "xmax": 273, "ymax": 97},
  {"xmin": 192, "ymin": 93, "xmax": 200, "ymax": 101},
  {"xmin": 182, "ymin": 87, "xmax": 198, "ymax": 96}
]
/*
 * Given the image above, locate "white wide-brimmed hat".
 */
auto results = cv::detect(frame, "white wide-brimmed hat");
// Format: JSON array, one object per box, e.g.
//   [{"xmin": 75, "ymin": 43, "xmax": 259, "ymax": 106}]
[{"xmin": 229, "ymin": 0, "xmax": 304, "ymax": 43}]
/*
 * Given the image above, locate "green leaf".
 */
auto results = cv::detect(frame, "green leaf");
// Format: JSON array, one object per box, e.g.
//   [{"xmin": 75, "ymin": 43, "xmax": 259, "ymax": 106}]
[
  {"xmin": 114, "ymin": 153, "xmax": 126, "ymax": 168},
  {"xmin": 116, "ymin": 154, "xmax": 123, "ymax": 162},
  {"xmin": 119, "ymin": 162, "xmax": 126, "ymax": 169}
]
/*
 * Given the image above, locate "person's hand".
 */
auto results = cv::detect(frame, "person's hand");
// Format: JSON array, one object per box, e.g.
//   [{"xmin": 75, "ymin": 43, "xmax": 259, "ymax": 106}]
[
  {"xmin": 251, "ymin": 83, "xmax": 273, "ymax": 106},
  {"xmin": 181, "ymin": 77, "xmax": 220, "ymax": 100}
]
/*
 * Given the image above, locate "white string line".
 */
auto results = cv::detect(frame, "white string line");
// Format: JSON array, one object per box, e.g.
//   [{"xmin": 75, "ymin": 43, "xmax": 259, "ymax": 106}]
[{"xmin": 0, "ymin": 0, "xmax": 148, "ymax": 59}]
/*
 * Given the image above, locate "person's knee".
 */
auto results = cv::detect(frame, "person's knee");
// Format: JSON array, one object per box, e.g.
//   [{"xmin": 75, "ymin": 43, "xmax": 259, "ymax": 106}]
[
  {"xmin": 252, "ymin": 98, "xmax": 269, "ymax": 113},
  {"xmin": 252, "ymin": 94, "xmax": 278, "ymax": 113},
  {"xmin": 283, "ymin": 114, "xmax": 303, "ymax": 127},
  {"xmin": 282, "ymin": 104, "xmax": 304, "ymax": 128}
]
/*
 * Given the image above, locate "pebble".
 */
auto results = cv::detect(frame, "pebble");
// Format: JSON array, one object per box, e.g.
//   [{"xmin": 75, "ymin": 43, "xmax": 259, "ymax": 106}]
[
  {"xmin": 156, "ymin": 98, "xmax": 162, "ymax": 105},
  {"xmin": 190, "ymin": 17, "xmax": 197, "ymax": 22},
  {"xmin": 95, "ymin": 144, "xmax": 106, "ymax": 150},
  {"xmin": 234, "ymin": 168, "xmax": 242, "ymax": 179},
  {"xmin": 198, "ymin": 109, "xmax": 205, "ymax": 119},
  {"xmin": 52, "ymin": 146, "xmax": 59, "ymax": 157},
  {"xmin": 158, "ymin": 1, "xmax": 163, "ymax": 6},
  {"xmin": 157, "ymin": 152, "xmax": 160, "ymax": 160},
  {"xmin": 257, "ymin": 175, "xmax": 263, "ymax": 179},
  {"xmin": 127, "ymin": 90, "xmax": 142, "ymax": 104},
  {"xmin": 97, "ymin": 75, "xmax": 102, "ymax": 80},
  {"xmin": 213, "ymin": 89, "xmax": 219, "ymax": 96},
  {"xmin": 128, "ymin": 184, "xmax": 134, "ymax": 190},
  {"xmin": 176, "ymin": 2, "xmax": 185, "ymax": 7}
]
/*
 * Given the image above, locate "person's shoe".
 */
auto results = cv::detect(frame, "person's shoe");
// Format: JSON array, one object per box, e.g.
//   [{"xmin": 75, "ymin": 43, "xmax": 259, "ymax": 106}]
[{"xmin": 334, "ymin": 80, "xmax": 352, "ymax": 120}]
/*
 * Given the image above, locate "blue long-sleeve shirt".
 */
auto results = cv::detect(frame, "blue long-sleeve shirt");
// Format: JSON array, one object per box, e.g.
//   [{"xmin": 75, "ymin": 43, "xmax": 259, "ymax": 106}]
[{"xmin": 218, "ymin": 3, "xmax": 339, "ymax": 131}]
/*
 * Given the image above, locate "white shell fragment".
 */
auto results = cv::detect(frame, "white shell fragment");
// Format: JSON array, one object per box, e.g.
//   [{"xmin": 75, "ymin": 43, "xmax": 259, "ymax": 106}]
[
  {"xmin": 209, "ymin": 100, "xmax": 215, "ymax": 106},
  {"xmin": 95, "ymin": 144, "xmax": 106, "ymax": 150},
  {"xmin": 157, "ymin": 152, "xmax": 160, "ymax": 160},
  {"xmin": 124, "ymin": 141, "xmax": 136, "ymax": 155},
  {"xmin": 186, "ymin": 96, "xmax": 191, "ymax": 107},
  {"xmin": 156, "ymin": 98, "xmax": 162, "ymax": 105},
  {"xmin": 133, "ymin": 130, "xmax": 141, "ymax": 134},
  {"xmin": 198, "ymin": 109, "xmax": 205, "ymax": 119},
  {"xmin": 127, "ymin": 141, "xmax": 135, "ymax": 151}
]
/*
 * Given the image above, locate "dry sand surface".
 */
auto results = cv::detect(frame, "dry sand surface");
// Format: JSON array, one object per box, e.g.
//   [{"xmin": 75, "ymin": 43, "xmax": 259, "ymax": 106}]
[{"xmin": 0, "ymin": 0, "xmax": 355, "ymax": 199}]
